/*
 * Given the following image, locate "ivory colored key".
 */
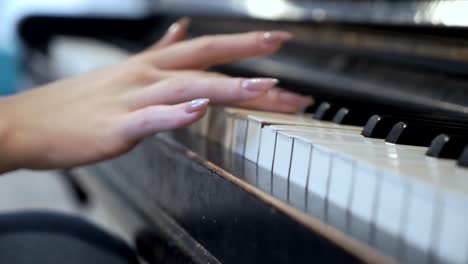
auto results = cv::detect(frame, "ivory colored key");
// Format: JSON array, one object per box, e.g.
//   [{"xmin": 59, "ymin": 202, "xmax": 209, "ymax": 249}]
[
  {"xmin": 244, "ymin": 112, "xmax": 360, "ymax": 162},
  {"xmin": 401, "ymin": 180, "xmax": 437, "ymax": 264},
  {"xmin": 258, "ymin": 125, "xmax": 368, "ymax": 191},
  {"xmin": 263, "ymin": 122, "xmax": 468, "ymax": 263},
  {"xmin": 432, "ymin": 167, "xmax": 468, "ymax": 264},
  {"xmin": 232, "ymin": 118, "xmax": 248, "ymax": 154},
  {"xmin": 346, "ymin": 157, "xmax": 468, "ymax": 263},
  {"xmin": 260, "ymin": 125, "xmax": 365, "ymax": 171},
  {"xmin": 349, "ymin": 162, "xmax": 379, "ymax": 244},
  {"xmin": 289, "ymin": 138, "xmax": 312, "ymax": 209}
]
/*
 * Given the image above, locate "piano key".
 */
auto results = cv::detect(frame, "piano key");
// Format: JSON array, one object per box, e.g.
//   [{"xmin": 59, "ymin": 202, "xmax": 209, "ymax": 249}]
[
  {"xmin": 207, "ymin": 106, "xmax": 228, "ymax": 145},
  {"xmin": 426, "ymin": 134, "xmax": 468, "ymax": 159},
  {"xmin": 260, "ymin": 125, "xmax": 367, "ymax": 172},
  {"xmin": 244, "ymin": 113, "xmax": 360, "ymax": 162},
  {"xmin": 361, "ymin": 115, "xmax": 399, "ymax": 138},
  {"xmin": 314, "ymin": 102, "xmax": 339, "ymax": 121},
  {"xmin": 271, "ymin": 133, "xmax": 294, "ymax": 202},
  {"xmin": 199, "ymin": 108, "xmax": 468, "ymax": 263},
  {"xmin": 373, "ymin": 170, "xmax": 409, "ymax": 257},
  {"xmin": 288, "ymin": 138, "xmax": 312, "ymax": 210},
  {"xmin": 386, "ymin": 121, "xmax": 468, "ymax": 147},
  {"xmin": 332, "ymin": 107, "xmax": 373, "ymax": 126},
  {"xmin": 401, "ymin": 181, "xmax": 437, "ymax": 264},
  {"xmin": 273, "ymin": 127, "xmax": 468, "ymax": 260},
  {"xmin": 273, "ymin": 132, "xmax": 294, "ymax": 179},
  {"xmin": 328, "ymin": 155, "xmax": 354, "ymax": 212},
  {"xmin": 349, "ymin": 163, "xmax": 379, "ymax": 243},
  {"xmin": 231, "ymin": 118, "xmax": 248, "ymax": 155},
  {"xmin": 435, "ymin": 193, "xmax": 468, "ymax": 264},
  {"xmin": 258, "ymin": 126, "xmax": 278, "ymax": 171},
  {"xmin": 457, "ymin": 145, "xmax": 468, "ymax": 168},
  {"xmin": 223, "ymin": 112, "xmax": 235, "ymax": 149}
]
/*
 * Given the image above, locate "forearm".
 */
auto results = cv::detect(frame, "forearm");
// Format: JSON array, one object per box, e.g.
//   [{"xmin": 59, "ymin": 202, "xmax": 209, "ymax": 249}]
[{"xmin": 0, "ymin": 98, "xmax": 17, "ymax": 174}]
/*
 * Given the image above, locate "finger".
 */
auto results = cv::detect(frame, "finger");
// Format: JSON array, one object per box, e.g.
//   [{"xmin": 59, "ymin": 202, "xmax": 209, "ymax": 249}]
[
  {"xmin": 124, "ymin": 98, "xmax": 209, "ymax": 140},
  {"xmin": 131, "ymin": 77, "xmax": 278, "ymax": 108},
  {"xmin": 150, "ymin": 17, "xmax": 190, "ymax": 50},
  {"xmin": 229, "ymin": 87, "xmax": 314, "ymax": 113},
  {"xmin": 157, "ymin": 69, "xmax": 227, "ymax": 79},
  {"xmin": 146, "ymin": 31, "xmax": 292, "ymax": 69}
]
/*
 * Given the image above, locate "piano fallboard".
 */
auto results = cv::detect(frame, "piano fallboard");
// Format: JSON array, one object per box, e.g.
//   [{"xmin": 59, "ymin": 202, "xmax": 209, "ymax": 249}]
[{"xmin": 84, "ymin": 131, "xmax": 398, "ymax": 264}]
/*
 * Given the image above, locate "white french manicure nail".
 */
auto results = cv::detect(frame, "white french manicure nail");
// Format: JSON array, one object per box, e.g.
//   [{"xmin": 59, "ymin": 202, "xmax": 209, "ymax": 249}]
[
  {"xmin": 186, "ymin": 98, "xmax": 210, "ymax": 113},
  {"xmin": 261, "ymin": 31, "xmax": 293, "ymax": 48},
  {"xmin": 168, "ymin": 17, "xmax": 190, "ymax": 34},
  {"xmin": 242, "ymin": 78, "xmax": 278, "ymax": 92}
]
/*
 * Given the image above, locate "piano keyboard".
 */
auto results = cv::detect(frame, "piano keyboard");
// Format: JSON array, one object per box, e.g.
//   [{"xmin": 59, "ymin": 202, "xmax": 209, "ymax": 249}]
[{"xmin": 189, "ymin": 106, "xmax": 468, "ymax": 264}]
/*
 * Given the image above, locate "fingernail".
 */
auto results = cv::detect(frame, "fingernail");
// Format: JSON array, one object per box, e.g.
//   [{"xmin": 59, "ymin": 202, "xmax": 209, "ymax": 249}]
[
  {"xmin": 168, "ymin": 17, "xmax": 191, "ymax": 33},
  {"xmin": 242, "ymin": 78, "xmax": 278, "ymax": 92},
  {"xmin": 186, "ymin": 98, "xmax": 210, "ymax": 113},
  {"xmin": 261, "ymin": 31, "xmax": 293, "ymax": 48}
]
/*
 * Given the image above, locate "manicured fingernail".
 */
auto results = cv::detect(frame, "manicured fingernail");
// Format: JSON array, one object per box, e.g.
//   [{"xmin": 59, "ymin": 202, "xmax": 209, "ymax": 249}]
[
  {"xmin": 186, "ymin": 98, "xmax": 210, "ymax": 113},
  {"xmin": 242, "ymin": 78, "xmax": 278, "ymax": 92},
  {"xmin": 168, "ymin": 17, "xmax": 191, "ymax": 33},
  {"xmin": 262, "ymin": 31, "xmax": 293, "ymax": 48}
]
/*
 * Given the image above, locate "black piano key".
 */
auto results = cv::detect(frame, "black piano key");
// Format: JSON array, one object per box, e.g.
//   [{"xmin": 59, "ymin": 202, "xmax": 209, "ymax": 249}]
[
  {"xmin": 361, "ymin": 115, "xmax": 398, "ymax": 138},
  {"xmin": 332, "ymin": 107, "xmax": 372, "ymax": 126},
  {"xmin": 386, "ymin": 122, "xmax": 468, "ymax": 146},
  {"xmin": 314, "ymin": 102, "xmax": 339, "ymax": 121},
  {"xmin": 457, "ymin": 146, "xmax": 468, "ymax": 168},
  {"xmin": 426, "ymin": 134, "xmax": 468, "ymax": 159}
]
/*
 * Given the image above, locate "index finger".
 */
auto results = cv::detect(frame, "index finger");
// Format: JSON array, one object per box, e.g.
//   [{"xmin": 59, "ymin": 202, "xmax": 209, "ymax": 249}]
[{"xmin": 144, "ymin": 31, "xmax": 292, "ymax": 70}]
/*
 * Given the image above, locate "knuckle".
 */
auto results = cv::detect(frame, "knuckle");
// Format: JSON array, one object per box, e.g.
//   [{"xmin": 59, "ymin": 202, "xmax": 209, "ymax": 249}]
[
  {"xmin": 125, "ymin": 65, "xmax": 157, "ymax": 84},
  {"xmin": 162, "ymin": 77, "xmax": 192, "ymax": 95},
  {"xmin": 254, "ymin": 31, "xmax": 264, "ymax": 46}
]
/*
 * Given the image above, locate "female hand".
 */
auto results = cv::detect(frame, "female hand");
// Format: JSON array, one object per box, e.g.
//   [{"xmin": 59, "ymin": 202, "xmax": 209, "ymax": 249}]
[{"xmin": 0, "ymin": 18, "xmax": 313, "ymax": 173}]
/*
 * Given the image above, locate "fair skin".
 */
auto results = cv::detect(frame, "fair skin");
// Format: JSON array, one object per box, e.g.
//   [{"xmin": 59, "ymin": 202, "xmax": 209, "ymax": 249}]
[{"xmin": 0, "ymin": 18, "xmax": 313, "ymax": 174}]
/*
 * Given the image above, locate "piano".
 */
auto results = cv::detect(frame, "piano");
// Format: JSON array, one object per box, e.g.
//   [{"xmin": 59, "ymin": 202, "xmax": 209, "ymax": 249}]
[{"xmin": 18, "ymin": 1, "xmax": 468, "ymax": 263}]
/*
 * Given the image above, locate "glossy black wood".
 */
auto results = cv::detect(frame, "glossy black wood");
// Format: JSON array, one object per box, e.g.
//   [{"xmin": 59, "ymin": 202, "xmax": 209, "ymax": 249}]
[{"xmin": 92, "ymin": 134, "xmax": 364, "ymax": 264}]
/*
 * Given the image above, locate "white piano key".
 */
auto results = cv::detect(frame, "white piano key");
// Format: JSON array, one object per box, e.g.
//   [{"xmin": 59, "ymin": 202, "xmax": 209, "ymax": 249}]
[
  {"xmin": 273, "ymin": 133, "xmax": 294, "ymax": 179},
  {"xmin": 198, "ymin": 107, "xmax": 468, "ymax": 263},
  {"xmin": 308, "ymin": 145, "xmax": 333, "ymax": 199},
  {"xmin": 374, "ymin": 170, "xmax": 408, "ymax": 257},
  {"xmin": 350, "ymin": 163, "xmax": 379, "ymax": 243},
  {"xmin": 245, "ymin": 119, "xmax": 263, "ymax": 162},
  {"xmin": 401, "ymin": 181, "xmax": 437, "ymax": 264},
  {"xmin": 244, "ymin": 114, "xmax": 360, "ymax": 162},
  {"xmin": 289, "ymin": 138, "xmax": 312, "ymax": 188},
  {"xmin": 223, "ymin": 113, "xmax": 234, "ymax": 149},
  {"xmin": 288, "ymin": 138, "xmax": 312, "ymax": 210},
  {"xmin": 258, "ymin": 126, "xmax": 277, "ymax": 170},
  {"xmin": 435, "ymin": 192, "xmax": 468, "ymax": 264},
  {"xmin": 328, "ymin": 155, "xmax": 354, "ymax": 210},
  {"xmin": 271, "ymin": 133, "xmax": 295, "ymax": 203},
  {"xmin": 257, "ymin": 124, "xmax": 365, "ymax": 170},
  {"xmin": 232, "ymin": 118, "xmax": 248, "ymax": 155},
  {"xmin": 207, "ymin": 107, "xmax": 227, "ymax": 144}
]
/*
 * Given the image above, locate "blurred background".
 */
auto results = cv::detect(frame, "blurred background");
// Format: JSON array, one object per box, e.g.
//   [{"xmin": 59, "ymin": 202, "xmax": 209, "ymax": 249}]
[{"xmin": 0, "ymin": 0, "xmax": 148, "ymax": 95}]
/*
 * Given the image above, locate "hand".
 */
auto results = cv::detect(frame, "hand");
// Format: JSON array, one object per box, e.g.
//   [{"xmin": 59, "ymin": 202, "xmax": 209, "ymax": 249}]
[{"xmin": 0, "ymin": 18, "xmax": 313, "ymax": 173}]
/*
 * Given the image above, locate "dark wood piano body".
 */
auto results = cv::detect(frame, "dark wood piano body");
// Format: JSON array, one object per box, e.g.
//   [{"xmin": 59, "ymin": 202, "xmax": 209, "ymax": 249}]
[{"xmin": 18, "ymin": 1, "xmax": 468, "ymax": 263}]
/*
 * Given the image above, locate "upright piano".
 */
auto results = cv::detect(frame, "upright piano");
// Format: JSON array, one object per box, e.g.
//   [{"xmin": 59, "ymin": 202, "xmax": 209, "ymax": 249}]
[{"xmin": 19, "ymin": 1, "xmax": 468, "ymax": 263}]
